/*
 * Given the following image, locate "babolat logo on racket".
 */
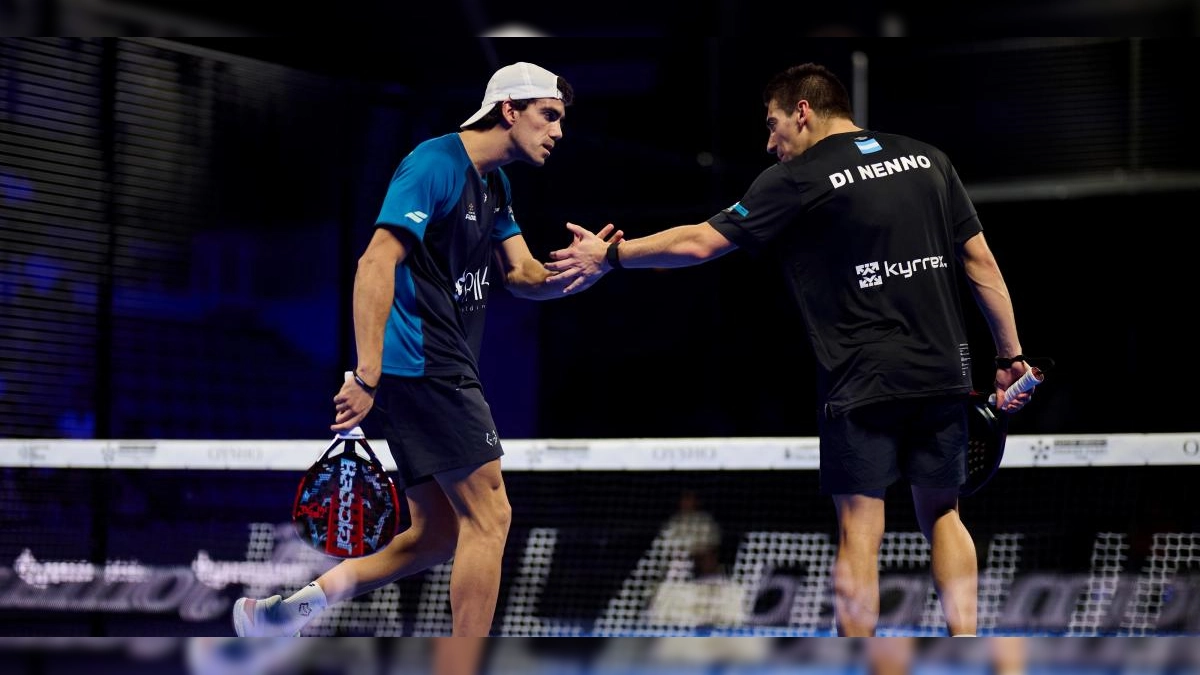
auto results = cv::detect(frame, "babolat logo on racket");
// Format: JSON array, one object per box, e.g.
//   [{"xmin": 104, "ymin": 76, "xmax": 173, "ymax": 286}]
[{"xmin": 335, "ymin": 457, "xmax": 358, "ymax": 555}]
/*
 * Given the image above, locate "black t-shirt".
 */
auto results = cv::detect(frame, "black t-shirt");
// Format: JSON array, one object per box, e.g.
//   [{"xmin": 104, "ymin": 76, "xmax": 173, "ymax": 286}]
[{"xmin": 708, "ymin": 130, "xmax": 983, "ymax": 414}]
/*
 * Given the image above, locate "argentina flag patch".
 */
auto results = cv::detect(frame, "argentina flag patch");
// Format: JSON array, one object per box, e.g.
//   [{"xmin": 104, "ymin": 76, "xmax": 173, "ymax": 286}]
[
  {"xmin": 725, "ymin": 202, "xmax": 749, "ymax": 217},
  {"xmin": 854, "ymin": 136, "xmax": 882, "ymax": 154}
]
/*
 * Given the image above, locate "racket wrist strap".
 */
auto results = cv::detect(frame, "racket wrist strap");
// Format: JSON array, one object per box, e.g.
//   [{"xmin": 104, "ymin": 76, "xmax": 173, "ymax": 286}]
[
  {"xmin": 353, "ymin": 371, "xmax": 378, "ymax": 396},
  {"xmin": 994, "ymin": 354, "xmax": 1025, "ymax": 368}
]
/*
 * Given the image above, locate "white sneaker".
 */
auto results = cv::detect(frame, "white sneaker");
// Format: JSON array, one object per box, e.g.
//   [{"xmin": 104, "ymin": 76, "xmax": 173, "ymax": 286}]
[{"xmin": 232, "ymin": 595, "xmax": 302, "ymax": 637}]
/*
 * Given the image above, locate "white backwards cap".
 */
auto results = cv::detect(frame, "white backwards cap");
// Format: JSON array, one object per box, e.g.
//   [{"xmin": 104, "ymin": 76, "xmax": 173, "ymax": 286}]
[{"xmin": 460, "ymin": 62, "xmax": 562, "ymax": 128}]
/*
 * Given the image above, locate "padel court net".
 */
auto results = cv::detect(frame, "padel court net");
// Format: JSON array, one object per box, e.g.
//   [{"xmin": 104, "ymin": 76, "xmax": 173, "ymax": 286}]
[{"xmin": 0, "ymin": 434, "xmax": 1196, "ymax": 637}]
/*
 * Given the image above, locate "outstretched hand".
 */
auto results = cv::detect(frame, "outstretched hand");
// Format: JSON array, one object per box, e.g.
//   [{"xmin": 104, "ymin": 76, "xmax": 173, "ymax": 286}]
[{"xmin": 545, "ymin": 222, "xmax": 622, "ymax": 294}]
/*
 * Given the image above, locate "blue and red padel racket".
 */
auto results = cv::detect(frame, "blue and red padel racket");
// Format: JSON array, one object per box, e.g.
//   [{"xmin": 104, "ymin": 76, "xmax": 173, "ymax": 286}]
[{"xmin": 292, "ymin": 425, "xmax": 401, "ymax": 558}]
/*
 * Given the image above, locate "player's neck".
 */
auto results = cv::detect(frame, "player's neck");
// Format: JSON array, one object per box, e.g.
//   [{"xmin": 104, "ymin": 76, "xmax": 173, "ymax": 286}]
[
  {"xmin": 459, "ymin": 129, "xmax": 509, "ymax": 176},
  {"xmin": 803, "ymin": 118, "xmax": 864, "ymax": 154},
  {"xmin": 813, "ymin": 117, "xmax": 863, "ymax": 141}
]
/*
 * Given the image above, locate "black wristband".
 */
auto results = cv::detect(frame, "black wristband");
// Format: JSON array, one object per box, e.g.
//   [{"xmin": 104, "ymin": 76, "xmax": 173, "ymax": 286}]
[
  {"xmin": 353, "ymin": 371, "xmax": 378, "ymax": 396},
  {"xmin": 994, "ymin": 354, "xmax": 1026, "ymax": 369},
  {"xmin": 605, "ymin": 240, "xmax": 624, "ymax": 270}
]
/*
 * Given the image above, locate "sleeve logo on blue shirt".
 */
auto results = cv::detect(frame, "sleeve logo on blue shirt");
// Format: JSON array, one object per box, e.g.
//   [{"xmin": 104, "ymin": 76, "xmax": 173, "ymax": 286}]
[
  {"xmin": 404, "ymin": 210, "xmax": 428, "ymax": 224},
  {"xmin": 725, "ymin": 202, "xmax": 749, "ymax": 217},
  {"xmin": 854, "ymin": 136, "xmax": 882, "ymax": 154}
]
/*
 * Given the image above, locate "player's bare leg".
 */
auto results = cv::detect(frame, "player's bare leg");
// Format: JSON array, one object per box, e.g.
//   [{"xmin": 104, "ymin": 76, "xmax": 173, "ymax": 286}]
[
  {"xmin": 315, "ymin": 481, "xmax": 459, "ymax": 602},
  {"xmin": 912, "ymin": 485, "xmax": 977, "ymax": 636},
  {"xmin": 832, "ymin": 491, "xmax": 886, "ymax": 636},
  {"xmin": 435, "ymin": 459, "xmax": 511, "ymax": 637}
]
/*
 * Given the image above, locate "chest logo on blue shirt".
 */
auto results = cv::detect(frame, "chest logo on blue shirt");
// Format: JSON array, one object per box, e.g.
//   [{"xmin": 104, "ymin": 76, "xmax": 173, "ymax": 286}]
[
  {"xmin": 854, "ymin": 136, "xmax": 882, "ymax": 154},
  {"xmin": 465, "ymin": 203, "xmax": 477, "ymax": 222},
  {"xmin": 455, "ymin": 265, "xmax": 490, "ymax": 312}
]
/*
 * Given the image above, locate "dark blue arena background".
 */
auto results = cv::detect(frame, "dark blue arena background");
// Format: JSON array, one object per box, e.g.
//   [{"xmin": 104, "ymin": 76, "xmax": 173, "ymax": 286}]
[{"xmin": 1, "ymin": 35, "xmax": 1199, "ymax": 673}]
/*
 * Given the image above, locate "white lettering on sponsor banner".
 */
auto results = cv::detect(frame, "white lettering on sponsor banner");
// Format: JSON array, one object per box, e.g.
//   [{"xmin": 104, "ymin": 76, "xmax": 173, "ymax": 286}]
[
  {"xmin": 0, "ymin": 564, "xmax": 225, "ymax": 622},
  {"xmin": 4, "ymin": 526, "xmax": 1199, "ymax": 635}
]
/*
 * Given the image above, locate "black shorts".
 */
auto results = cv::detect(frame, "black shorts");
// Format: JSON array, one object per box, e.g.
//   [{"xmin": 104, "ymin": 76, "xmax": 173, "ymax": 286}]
[
  {"xmin": 367, "ymin": 373, "xmax": 504, "ymax": 490},
  {"xmin": 817, "ymin": 394, "xmax": 968, "ymax": 495}
]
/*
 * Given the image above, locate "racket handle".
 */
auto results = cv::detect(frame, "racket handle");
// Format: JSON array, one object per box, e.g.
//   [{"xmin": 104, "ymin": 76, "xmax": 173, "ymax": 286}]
[
  {"xmin": 337, "ymin": 427, "xmax": 366, "ymax": 439},
  {"xmin": 337, "ymin": 370, "xmax": 366, "ymax": 439},
  {"xmin": 988, "ymin": 366, "xmax": 1044, "ymax": 406}
]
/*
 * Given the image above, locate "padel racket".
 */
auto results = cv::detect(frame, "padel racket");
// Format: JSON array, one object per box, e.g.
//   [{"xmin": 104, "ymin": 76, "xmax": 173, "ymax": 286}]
[
  {"xmin": 961, "ymin": 363, "xmax": 1049, "ymax": 497},
  {"xmin": 293, "ymin": 374, "xmax": 401, "ymax": 557},
  {"xmin": 962, "ymin": 392, "xmax": 1009, "ymax": 497}
]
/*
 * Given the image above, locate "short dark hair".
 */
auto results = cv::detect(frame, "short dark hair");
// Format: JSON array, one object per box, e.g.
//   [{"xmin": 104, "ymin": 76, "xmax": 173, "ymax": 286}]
[
  {"xmin": 462, "ymin": 76, "xmax": 575, "ymax": 131},
  {"xmin": 762, "ymin": 63, "xmax": 853, "ymax": 120}
]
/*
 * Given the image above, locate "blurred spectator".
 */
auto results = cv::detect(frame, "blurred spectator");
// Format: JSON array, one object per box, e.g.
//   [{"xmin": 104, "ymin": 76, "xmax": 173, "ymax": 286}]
[
  {"xmin": 646, "ymin": 489, "xmax": 747, "ymax": 630},
  {"xmin": 659, "ymin": 489, "xmax": 723, "ymax": 579}
]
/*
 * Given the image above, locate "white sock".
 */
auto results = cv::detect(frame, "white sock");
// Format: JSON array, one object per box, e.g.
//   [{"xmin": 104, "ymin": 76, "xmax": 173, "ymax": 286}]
[
  {"xmin": 952, "ymin": 633, "xmax": 977, "ymax": 637},
  {"xmin": 280, "ymin": 582, "xmax": 329, "ymax": 629}
]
